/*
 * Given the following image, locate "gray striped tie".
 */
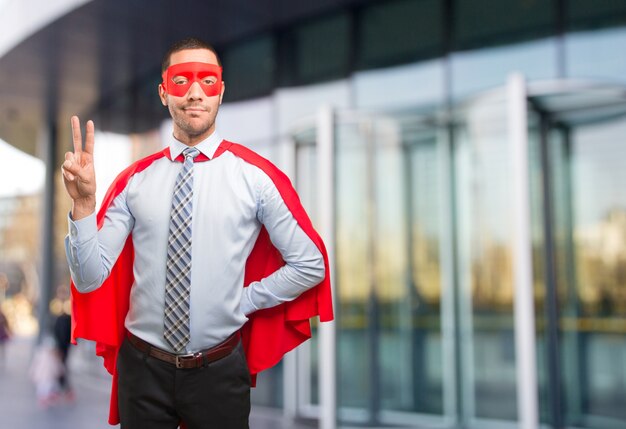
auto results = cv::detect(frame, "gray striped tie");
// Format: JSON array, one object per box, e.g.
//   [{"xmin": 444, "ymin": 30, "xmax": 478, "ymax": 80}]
[{"xmin": 164, "ymin": 146, "xmax": 199, "ymax": 352}]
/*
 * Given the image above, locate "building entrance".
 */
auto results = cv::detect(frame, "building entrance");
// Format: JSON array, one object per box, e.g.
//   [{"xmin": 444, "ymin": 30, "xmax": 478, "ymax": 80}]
[{"xmin": 289, "ymin": 78, "xmax": 626, "ymax": 429}]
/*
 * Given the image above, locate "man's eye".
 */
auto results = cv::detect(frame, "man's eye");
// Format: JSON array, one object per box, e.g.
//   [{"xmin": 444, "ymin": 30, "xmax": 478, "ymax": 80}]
[
  {"xmin": 202, "ymin": 79, "xmax": 216, "ymax": 85},
  {"xmin": 173, "ymin": 78, "xmax": 188, "ymax": 85}
]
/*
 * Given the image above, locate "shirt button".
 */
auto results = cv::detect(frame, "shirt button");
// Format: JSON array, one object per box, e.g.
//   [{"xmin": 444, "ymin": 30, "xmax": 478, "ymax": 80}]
[{"xmin": 71, "ymin": 225, "xmax": 78, "ymax": 237}]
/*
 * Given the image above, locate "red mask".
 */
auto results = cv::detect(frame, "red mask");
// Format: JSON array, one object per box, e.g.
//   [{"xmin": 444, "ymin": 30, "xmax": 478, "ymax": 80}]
[{"xmin": 161, "ymin": 62, "xmax": 223, "ymax": 97}]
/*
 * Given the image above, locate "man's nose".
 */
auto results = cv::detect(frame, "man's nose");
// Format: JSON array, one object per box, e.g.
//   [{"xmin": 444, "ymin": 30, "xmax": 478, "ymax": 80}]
[{"xmin": 186, "ymin": 81, "xmax": 204, "ymax": 99}]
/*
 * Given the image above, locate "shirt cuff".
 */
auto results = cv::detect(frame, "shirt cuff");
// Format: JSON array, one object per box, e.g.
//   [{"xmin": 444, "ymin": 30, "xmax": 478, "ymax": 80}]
[
  {"xmin": 67, "ymin": 211, "xmax": 98, "ymax": 244},
  {"xmin": 240, "ymin": 285, "xmax": 259, "ymax": 316}
]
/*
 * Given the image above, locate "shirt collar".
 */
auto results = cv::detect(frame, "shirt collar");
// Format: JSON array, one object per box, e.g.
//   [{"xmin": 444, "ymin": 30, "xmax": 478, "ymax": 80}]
[{"xmin": 168, "ymin": 130, "xmax": 223, "ymax": 161}]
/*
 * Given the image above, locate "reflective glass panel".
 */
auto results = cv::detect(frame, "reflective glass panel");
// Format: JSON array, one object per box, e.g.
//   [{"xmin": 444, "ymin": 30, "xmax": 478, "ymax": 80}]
[
  {"xmin": 453, "ymin": 0, "xmax": 555, "ymax": 50},
  {"xmin": 451, "ymin": 38, "xmax": 559, "ymax": 99},
  {"xmin": 565, "ymin": 27, "xmax": 626, "ymax": 84},
  {"xmin": 552, "ymin": 117, "xmax": 626, "ymax": 428},
  {"xmin": 336, "ymin": 118, "xmax": 372, "ymax": 422},
  {"xmin": 374, "ymin": 116, "xmax": 445, "ymax": 417},
  {"xmin": 454, "ymin": 95, "xmax": 518, "ymax": 421},
  {"xmin": 293, "ymin": 12, "xmax": 351, "ymax": 84},
  {"xmin": 294, "ymin": 132, "xmax": 321, "ymax": 407},
  {"xmin": 335, "ymin": 110, "xmax": 449, "ymax": 426},
  {"xmin": 528, "ymin": 88, "xmax": 626, "ymax": 429},
  {"xmin": 357, "ymin": 0, "xmax": 443, "ymax": 69},
  {"xmin": 222, "ymin": 34, "xmax": 275, "ymax": 102}
]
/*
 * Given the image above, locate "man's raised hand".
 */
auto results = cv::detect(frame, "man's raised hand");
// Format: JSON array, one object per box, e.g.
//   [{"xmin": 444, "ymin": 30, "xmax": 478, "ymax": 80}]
[{"xmin": 62, "ymin": 116, "xmax": 97, "ymax": 220}]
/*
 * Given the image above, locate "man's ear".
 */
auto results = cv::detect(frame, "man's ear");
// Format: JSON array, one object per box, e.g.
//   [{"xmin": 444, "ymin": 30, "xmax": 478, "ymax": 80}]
[
  {"xmin": 219, "ymin": 81, "xmax": 225, "ymax": 105},
  {"xmin": 158, "ymin": 83, "xmax": 168, "ymax": 106}
]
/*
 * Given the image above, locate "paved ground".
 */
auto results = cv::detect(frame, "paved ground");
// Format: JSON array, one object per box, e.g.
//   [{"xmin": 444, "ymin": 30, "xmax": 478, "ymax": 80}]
[{"xmin": 0, "ymin": 336, "xmax": 312, "ymax": 429}]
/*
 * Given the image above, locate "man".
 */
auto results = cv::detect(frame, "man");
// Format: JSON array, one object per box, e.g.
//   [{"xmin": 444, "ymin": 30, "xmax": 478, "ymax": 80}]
[{"xmin": 63, "ymin": 38, "xmax": 332, "ymax": 429}]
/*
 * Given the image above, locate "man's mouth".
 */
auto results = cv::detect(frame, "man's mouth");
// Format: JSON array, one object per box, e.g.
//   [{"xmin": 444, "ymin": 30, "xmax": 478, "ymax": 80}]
[{"xmin": 184, "ymin": 107, "xmax": 206, "ymax": 112}]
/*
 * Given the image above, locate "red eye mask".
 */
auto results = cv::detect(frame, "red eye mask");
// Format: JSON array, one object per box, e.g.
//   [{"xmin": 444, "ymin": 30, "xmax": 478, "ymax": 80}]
[{"xmin": 161, "ymin": 62, "xmax": 223, "ymax": 97}]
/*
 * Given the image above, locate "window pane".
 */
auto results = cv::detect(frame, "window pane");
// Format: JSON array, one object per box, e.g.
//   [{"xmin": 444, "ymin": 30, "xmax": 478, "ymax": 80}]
[
  {"xmin": 374, "ymin": 119, "xmax": 446, "ymax": 416},
  {"xmin": 453, "ymin": 0, "xmax": 555, "ymax": 50},
  {"xmin": 451, "ymin": 38, "xmax": 558, "ymax": 99},
  {"xmin": 357, "ymin": 0, "xmax": 444, "ymax": 69},
  {"xmin": 336, "ymin": 120, "xmax": 371, "ymax": 420},
  {"xmin": 222, "ymin": 35, "xmax": 274, "ymax": 101},
  {"xmin": 567, "ymin": 0, "xmax": 626, "ymax": 31},
  {"xmin": 334, "ymin": 111, "xmax": 450, "ymax": 426},
  {"xmin": 294, "ymin": 135, "xmax": 321, "ymax": 407},
  {"xmin": 293, "ymin": 13, "xmax": 351, "ymax": 84},
  {"xmin": 565, "ymin": 119, "xmax": 626, "ymax": 426},
  {"xmin": 565, "ymin": 27, "xmax": 626, "ymax": 84},
  {"xmin": 455, "ymin": 95, "xmax": 518, "ymax": 421}
]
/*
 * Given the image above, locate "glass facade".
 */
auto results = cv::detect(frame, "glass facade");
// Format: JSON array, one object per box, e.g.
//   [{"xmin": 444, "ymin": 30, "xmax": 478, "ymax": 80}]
[
  {"xmin": 298, "ymin": 80, "xmax": 626, "ymax": 429},
  {"xmin": 222, "ymin": 34, "xmax": 275, "ymax": 102},
  {"xmin": 189, "ymin": 2, "xmax": 626, "ymax": 427},
  {"xmin": 330, "ymin": 112, "xmax": 450, "ymax": 425},
  {"xmin": 540, "ymin": 105, "xmax": 626, "ymax": 429}
]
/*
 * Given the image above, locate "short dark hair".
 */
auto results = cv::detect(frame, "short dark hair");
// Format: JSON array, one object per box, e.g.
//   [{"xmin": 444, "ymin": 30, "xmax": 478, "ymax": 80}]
[{"xmin": 161, "ymin": 37, "xmax": 222, "ymax": 72}]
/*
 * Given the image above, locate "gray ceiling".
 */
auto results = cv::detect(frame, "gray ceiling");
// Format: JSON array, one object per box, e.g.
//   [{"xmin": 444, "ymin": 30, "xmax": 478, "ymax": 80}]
[{"xmin": 0, "ymin": 0, "xmax": 370, "ymax": 156}]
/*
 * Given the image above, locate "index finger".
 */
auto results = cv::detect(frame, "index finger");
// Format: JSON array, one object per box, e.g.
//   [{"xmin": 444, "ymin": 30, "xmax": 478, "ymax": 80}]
[
  {"xmin": 84, "ymin": 120, "xmax": 95, "ymax": 155},
  {"xmin": 70, "ymin": 115, "xmax": 83, "ymax": 154}
]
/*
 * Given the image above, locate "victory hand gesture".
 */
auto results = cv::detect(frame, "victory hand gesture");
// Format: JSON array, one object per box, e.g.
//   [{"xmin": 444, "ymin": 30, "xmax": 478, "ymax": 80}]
[{"xmin": 62, "ymin": 116, "xmax": 97, "ymax": 219}]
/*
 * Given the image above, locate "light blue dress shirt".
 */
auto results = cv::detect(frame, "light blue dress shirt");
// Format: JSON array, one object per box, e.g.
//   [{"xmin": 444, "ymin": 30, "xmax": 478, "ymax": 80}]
[{"xmin": 65, "ymin": 130, "xmax": 325, "ymax": 353}]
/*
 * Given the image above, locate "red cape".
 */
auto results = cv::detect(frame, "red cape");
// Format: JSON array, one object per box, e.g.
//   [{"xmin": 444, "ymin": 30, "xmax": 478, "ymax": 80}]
[{"xmin": 70, "ymin": 140, "xmax": 333, "ymax": 425}]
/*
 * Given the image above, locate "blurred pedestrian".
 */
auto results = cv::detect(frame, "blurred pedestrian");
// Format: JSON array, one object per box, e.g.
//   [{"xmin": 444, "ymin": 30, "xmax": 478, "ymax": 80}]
[
  {"xmin": 29, "ymin": 336, "xmax": 64, "ymax": 408},
  {"xmin": 52, "ymin": 284, "xmax": 74, "ymax": 401},
  {"xmin": 0, "ymin": 308, "xmax": 11, "ymax": 368}
]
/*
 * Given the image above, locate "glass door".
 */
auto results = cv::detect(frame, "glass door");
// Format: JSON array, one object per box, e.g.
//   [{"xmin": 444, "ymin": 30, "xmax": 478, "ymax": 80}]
[
  {"xmin": 292, "ymin": 126, "xmax": 322, "ymax": 417},
  {"xmin": 288, "ymin": 80, "xmax": 626, "ymax": 429},
  {"xmin": 331, "ymin": 109, "xmax": 455, "ymax": 427},
  {"xmin": 453, "ymin": 80, "xmax": 626, "ymax": 429},
  {"xmin": 453, "ymin": 89, "xmax": 523, "ymax": 428},
  {"xmin": 530, "ymin": 86, "xmax": 626, "ymax": 429}
]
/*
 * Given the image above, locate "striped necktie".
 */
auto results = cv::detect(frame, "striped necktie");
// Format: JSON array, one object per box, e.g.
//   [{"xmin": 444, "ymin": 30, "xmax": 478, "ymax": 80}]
[{"xmin": 164, "ymin": 146, "xmax": 199, "ymax": 352}]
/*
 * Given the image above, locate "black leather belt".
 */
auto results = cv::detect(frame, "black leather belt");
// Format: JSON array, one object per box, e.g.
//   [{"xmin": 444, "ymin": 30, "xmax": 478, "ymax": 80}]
[{"xmin": 127, "ymin": 331, "xmax": 240, "ymax": 369}]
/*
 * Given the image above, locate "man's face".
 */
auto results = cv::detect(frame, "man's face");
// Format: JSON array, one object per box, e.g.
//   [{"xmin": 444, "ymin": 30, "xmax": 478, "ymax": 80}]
[{"xmin": 158, "ymin": 49, "xmax": 225, "ymax": 144}]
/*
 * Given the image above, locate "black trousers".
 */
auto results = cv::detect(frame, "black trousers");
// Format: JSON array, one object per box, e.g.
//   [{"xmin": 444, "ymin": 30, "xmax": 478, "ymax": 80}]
[{"xmin": 117, "ymin": 337, "xmax": 251, "ymax": 429}]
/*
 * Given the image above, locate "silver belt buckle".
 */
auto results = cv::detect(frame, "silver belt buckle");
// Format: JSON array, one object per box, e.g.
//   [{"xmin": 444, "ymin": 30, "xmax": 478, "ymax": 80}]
[{"xmin": 175, "ymin": 352, "xmax": 202, "ymax": 368}]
